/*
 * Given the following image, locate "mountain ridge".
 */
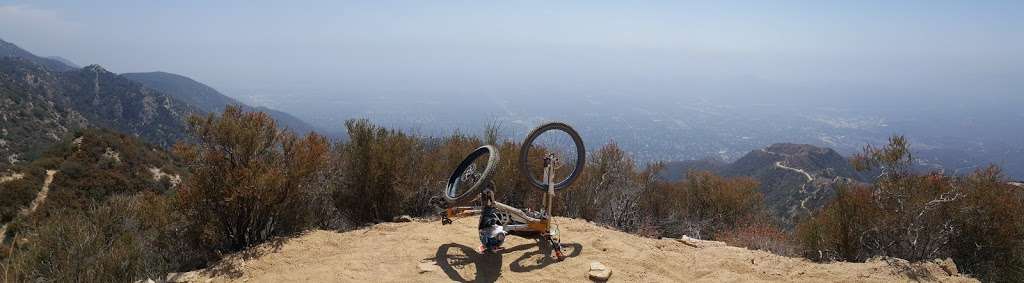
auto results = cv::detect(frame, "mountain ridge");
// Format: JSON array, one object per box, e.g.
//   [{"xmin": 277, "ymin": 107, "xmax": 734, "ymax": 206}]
[
  {"xmin": 0, "ymin": 38, "xmax": 75, "ymax": 72},
  {"xmin": 121, "ymin": 71, "xmax": 317, "ymax": 134},
  {"xmin": 0, "ymin": 38, "xmax": 318, "ymax": 170}
]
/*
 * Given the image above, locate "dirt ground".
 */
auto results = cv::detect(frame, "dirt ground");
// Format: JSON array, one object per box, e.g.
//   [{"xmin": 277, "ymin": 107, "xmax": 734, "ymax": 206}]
[{"xmin": 186, "ymin": 217, "xmax": 976, "ymax": 282}]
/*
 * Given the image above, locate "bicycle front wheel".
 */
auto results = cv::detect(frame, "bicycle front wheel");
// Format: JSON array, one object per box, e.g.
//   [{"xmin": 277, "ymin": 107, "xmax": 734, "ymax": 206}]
[{"xmin": 518, "ymin": 122, "xmax": 585, "ymax": 191}]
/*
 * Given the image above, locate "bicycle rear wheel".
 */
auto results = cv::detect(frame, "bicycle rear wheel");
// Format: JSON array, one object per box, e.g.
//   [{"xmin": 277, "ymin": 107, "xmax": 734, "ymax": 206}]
[{"xmin": 444, "ymin": 145, "xmax": 500, "ymax": 205}]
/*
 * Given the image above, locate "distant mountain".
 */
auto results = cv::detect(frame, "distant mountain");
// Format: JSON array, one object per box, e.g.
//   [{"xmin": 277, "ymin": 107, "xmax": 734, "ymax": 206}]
[
  {"xmin": 660, "ymin": 143, "xmax": 868, "ymax": 224},
  {"xmin": 121, "ymin": 72, "xmax": 317, "ymax": 134},
  {"xmin": 45, "ymin": 56, "xmax": 80, "ymax": 69},
  {"xmin": 0, "ymin": 57, "xmax": 198, "ymax": 169},
  {"xmin": 0, "ymin": 38, "xmax": 319, "ymax": 171},
  {"xmin": 0, "ymin": 38, "xmax": 74, "ymax": 71}
]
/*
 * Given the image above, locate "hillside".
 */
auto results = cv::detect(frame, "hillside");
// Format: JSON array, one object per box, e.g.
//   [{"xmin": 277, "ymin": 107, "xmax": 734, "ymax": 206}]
[
  {"xmin": 38, "ymin": 128, "xmax": 183, "ymax": 210},
  {"xmin": 0, "ymin": 128, "xmax": 181, "ymax": 240},
  {"xmin": 661, "ymin": 143, "xmax": 867, "ymax": 223},
  {"xmin": 121, "ymin": 72, "xmax": 317, "ymax": 134},
  {"xmin": 0, "ymin": 57, "xmax": 198, "ymax": 169},
  {"xmin": 179, "ymin": 217, "xmax": 973, "ymax": 282}
]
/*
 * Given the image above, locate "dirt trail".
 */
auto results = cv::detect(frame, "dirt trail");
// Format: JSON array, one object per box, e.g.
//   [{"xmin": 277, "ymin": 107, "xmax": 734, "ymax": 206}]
[
  {"xmin": 28, "ymin": 170, "xmax": 57, "ymax": 213},
  {"xmin": 775, "ymin": 161, "xmax": 819, "ymax": 213},
  {"xmin": 188, "ymin": 217, "xmax": 974, "ymax": 282},
  {"xmin": 0, "ymin": 172, "xmax": 24, "ymax": 184},
  {"xmin": 775, "ymin": 161, "xmax": 813, "ymax": 182},
  {"xmin": 0, "ymin": 170, "xmax": 56, "ymax": 238}
]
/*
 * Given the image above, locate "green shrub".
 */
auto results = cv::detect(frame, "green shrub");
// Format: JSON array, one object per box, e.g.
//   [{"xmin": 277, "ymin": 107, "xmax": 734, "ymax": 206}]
[
  {"xmin": 645, "ymin": 170, "xmax": 765, "ymax": 239},
  {"xmin": 798, "ymin": 136, "xmax": 1024, "ymax": 282},
  {"xmin": 175, "ymin": 106, "xmax": 331, "ymax": 254},
  {"xmin": 331, "ymin": 119, "xmax": 431, "ymax": 223},
  {"xmin": 795, "ymin": 183, "xmax": 879, "ymax": 261},
  {"xmin": 4, "ymin": 193, "xmax": 188, "ymax": 282},
  {"xmin": 950, "ymin": 166, "xmax": 1024, "ymax": 282},
  {"xmin": 719, "ymin": 219, "xmax": 797, "ymax": 256}
]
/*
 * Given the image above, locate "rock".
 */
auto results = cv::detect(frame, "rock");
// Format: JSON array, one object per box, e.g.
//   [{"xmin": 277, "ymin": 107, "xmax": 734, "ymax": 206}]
[
  {"xmin": 165, "ymin": 271, "xmax": 200, "ymax": 282},
  {"xmin": 677, "ymin": 235, "xmax": 727, "ymax": 248},
  {"xmin": 417, "ymin": 262, "xmax": 439, "ymax": 273},
  {"xmin": 917, "ymin": 261, "xmax": 947, "ymax": 278},
  {"xmin": 588, "ymin": 261, "xmax": 612, "ymax": 281},
  {"xmin": 393, "ymin": 215, "xmax": 414, "ymax": 222},
  {"xmin": 102, "ymin": 147, "xmax": 121, "ymax": 163},
  {"xmin": 935, "ymin": 258, "xmax": 959, "ymax": 276},
  {"xmin": 871, "ymin": 256, "xmax": 961, "ymax": 278}
]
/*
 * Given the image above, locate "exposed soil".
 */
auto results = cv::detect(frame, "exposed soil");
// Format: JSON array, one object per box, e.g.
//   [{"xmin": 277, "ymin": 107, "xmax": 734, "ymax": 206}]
[{"xmin": 185, "ymin": 216, "xmax": 975, "ymax": 282}]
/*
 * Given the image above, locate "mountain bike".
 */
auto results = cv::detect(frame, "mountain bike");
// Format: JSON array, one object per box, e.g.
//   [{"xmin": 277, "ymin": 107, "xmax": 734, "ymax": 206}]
[{"xmin": 430, "ymin": 122, "xmax": 585, "ymax": 261}]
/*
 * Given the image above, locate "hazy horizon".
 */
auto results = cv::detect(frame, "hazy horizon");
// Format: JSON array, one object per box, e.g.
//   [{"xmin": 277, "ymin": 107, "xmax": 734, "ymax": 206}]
[
  {"xmin": 2, "ymin": 1, "xmax": 1022, "ymax": 103},
  {"xmin": 3, "ymin": 1, "xmax": 1023, "ymax": 177}
]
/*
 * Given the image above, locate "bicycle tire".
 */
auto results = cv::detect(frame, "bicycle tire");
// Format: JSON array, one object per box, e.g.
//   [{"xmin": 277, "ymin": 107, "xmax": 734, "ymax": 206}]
[
  {"xmin": 444, "ymin": 145, "xmax": 500, "ymax": 205},
  {"xmin": 518, "ymin": 122, "xmax": 585, "ymax": 191}
]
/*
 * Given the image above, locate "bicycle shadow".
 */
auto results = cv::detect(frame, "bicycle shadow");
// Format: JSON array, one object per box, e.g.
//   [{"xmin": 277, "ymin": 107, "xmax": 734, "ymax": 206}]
[
  {"xmin": 509, "ymin": 240, "xmax": 583, "ymax": 273},
  {"xmin": 429, "ymin": 240, "xmax": 582, "ymax": 282},
  {"xmin": 428, "ymin": 243, "xmax": 511, "ymax": 283}
]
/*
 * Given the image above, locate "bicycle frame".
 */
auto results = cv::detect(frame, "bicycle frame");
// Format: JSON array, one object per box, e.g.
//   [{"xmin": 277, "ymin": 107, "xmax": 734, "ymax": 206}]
[
  {"xmin": 438, "ymin": 153, "xmax": 566, "ymax": 259},
  {"xmin": 442, "ymin": 200, "xmax": 547, "ymax": 232}
]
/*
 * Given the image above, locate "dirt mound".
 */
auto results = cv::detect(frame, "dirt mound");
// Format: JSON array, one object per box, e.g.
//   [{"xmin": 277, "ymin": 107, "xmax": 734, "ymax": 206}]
[{"xmin": 186, "ymin": 217, "xmax": 975, "ymax": 282}]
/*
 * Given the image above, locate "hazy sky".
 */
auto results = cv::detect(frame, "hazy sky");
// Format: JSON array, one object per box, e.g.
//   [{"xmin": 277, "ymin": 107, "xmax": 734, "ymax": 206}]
[{"xmin": 2, "ymin": 1, "xmax": 1022, "ymax": 100}]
